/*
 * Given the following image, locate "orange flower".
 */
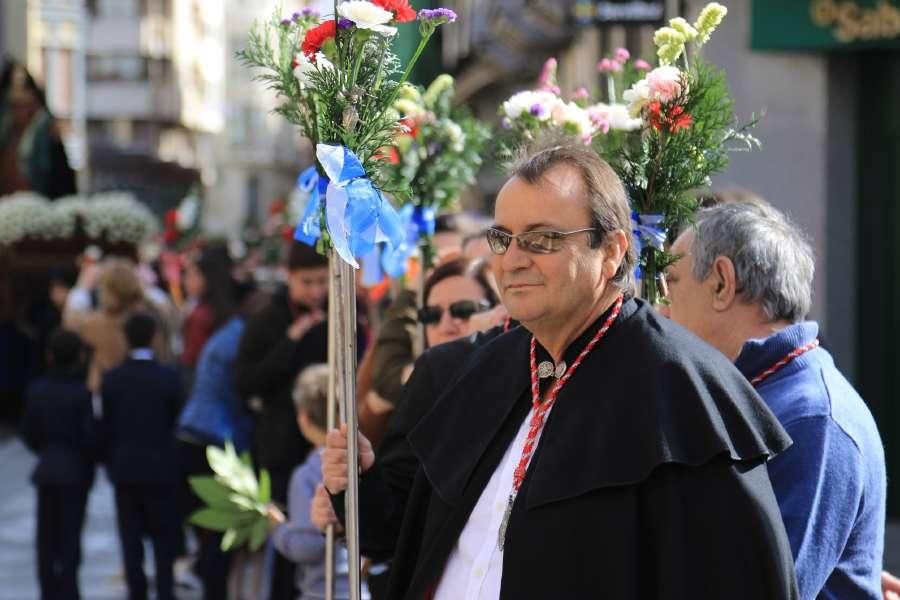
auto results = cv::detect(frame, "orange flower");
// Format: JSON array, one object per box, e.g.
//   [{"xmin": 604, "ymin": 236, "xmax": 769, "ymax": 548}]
[{"xmin": 647, "ymin": 101, "xmax": 692, "ymax": 133}]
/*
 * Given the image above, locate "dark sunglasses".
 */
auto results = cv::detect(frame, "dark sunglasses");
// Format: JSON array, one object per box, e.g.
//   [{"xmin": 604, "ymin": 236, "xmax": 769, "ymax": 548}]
[
  {"xmin": 485, "ymin": 227, "xmax": 598, "ymax": 255},
  {"xmin": 418, "ymin": 300, "xmax": 492, "ymax": 325}
]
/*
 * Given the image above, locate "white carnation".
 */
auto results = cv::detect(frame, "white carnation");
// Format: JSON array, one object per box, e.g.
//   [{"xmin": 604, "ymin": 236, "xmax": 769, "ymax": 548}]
[
  {"xmin": 501, "ymin": 90, "xmax": 562, "ymax": 121},
  {"xmin": 550, "ymin": 101, "xmax": 595, "ymax": 137},
  {"xmin": 338, "ymin": 1, "xmax": 397, "ymax": 36}
]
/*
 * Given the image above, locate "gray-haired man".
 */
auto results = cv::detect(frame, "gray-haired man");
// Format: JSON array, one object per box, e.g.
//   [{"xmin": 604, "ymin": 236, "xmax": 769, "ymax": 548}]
[{"xmin": 664, "ymin": 201, "xmax": 886, "ymax": 600}]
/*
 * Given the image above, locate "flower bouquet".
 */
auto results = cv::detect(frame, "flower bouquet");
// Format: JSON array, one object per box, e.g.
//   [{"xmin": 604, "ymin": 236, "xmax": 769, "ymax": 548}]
[
  {"xmin": 237, "ymin": 2, "xmax": 457, "ymax": 266},
  {"xmin": 495, "ymin": 3, "xmax": 759, "ymax": 305},
  {"xmin": 0, "ymin": 191, "xmax": 159, "ymax": 247},
  {"xmin": 377, "ymin": 74, "xmax": 491, "ymax": 272},
  {"xmin": 607, "ymin": 2, "xmax": 760, "ymax": 303}
]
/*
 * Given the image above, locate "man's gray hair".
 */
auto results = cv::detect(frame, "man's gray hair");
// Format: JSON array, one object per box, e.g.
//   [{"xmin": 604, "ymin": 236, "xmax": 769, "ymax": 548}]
[{"xmin": 689, "ymin": 202, "xmax": 814, "ymax": 322}]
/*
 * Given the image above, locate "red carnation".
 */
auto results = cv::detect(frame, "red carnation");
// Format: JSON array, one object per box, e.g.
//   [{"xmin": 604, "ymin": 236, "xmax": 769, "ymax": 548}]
[
  {"xmin": 302, "ymin": 20, "xmax": 337, "ymax": 58},
  {"xmin": 374, "ymin": 146, "xmax": 401, "ymax": 164},
  {"xmin": 399, "ymin": 117, "xmax": 419, "ymax": 139},
  {"xmin": 268, "ymin": 199, "xmax": 286, "ymax": 216},
  {"xmin": 280, "ymin": 225, "xmax": 295, "ymax": 242},
  {"xmin": 647, "ymin": 101, "xmax": 692, "ymax": 133},
  {"xmin": 667, "ymin": 105, "xmax": 693, "ymax": 132},
  {"xmin": 372, "ymin": 0, "xmax": 417, "ymax": 22}
]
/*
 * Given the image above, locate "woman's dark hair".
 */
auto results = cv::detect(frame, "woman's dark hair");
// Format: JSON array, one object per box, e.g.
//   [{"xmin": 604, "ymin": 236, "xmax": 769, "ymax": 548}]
[
  {"xmin": 423, "ymin": 257, "xmax": 499, "ymax": 308},
  {"xmin": 0, "ymin": 59, "xmax": 47, "ymax": 107},
  {"xmin": 194, "ymin": 245, "xmax": 236, "ymax": 329}
]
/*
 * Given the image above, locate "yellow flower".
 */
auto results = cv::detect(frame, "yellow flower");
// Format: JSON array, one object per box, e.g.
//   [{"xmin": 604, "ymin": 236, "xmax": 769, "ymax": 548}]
[
  {"xmin": 397, "ymin": 83, "xmax": 422, "ymax": 102},
  {"xmin": 694, "ymin": 2, "xmax": 727, "ymax": 45},
  {"xmin": 423, "ymin": 74, "xmax": 454, "ymax": 108},
  {"xmin": 669, "ymin": 17, "xmax": 698, "ymax": 42},
  {"xmin": 657, "ymin": 43, "xmax": 684, "ymax": 66},
  {"xmin": 653, "ymin": 26, "xmax": 686, "ymax": 48},
  {"xmin": 394, "ymin": 98, "xmax": 425, "ymax": 117}
]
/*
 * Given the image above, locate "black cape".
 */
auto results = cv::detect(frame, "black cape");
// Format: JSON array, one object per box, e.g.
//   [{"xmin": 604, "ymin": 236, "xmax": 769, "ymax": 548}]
[{"xmin": 353, "ymin": 298, "xmax": 798, "ymax": 599}]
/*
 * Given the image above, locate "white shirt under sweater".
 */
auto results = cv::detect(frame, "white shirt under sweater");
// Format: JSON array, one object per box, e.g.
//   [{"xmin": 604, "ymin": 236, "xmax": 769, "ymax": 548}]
[{"xmin": 433, "ymin": 402, "xmax": 552, "ymax": 600}]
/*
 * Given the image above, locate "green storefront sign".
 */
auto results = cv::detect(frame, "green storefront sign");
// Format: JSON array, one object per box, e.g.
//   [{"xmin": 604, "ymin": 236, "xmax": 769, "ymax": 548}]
[{"xmin": 752, "ymin": 0, "xmax": 900, "ymax": 50}]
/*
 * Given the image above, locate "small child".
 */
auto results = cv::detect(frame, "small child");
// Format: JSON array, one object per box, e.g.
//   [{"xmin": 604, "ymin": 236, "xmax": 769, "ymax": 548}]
[
  {"xmin": 101, "ymin": 312, "xmax": 182, "ymax": 600},
  {"xmin": 20, "ymin": 329, "xmax": 96, "ymax": 600},
  {"xmin": 268, "ymin": 364, "xmax": 370, "ymax": 600}
]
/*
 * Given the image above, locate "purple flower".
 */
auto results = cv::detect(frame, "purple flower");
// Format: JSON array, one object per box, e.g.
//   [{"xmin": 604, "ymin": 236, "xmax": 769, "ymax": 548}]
[
  {"xmin": 500, "ymin": 116, "xmax": 512, "ymax": 130},
  {"xmin": 418, "ymin": 7, "xmax": 458, "ymax": 24},
  {"xmin": 302, "ymin": 7, "xmax": 319, "ymax": 17},
  {"xmin": 280, "ymin": 18, "xmax": 292, "ymax": 27},
  {"xmin": 338, "ymin": 18, "xmax": 354, "ymax": 29},
  {"xmin": 529, "ymin": 103, "xmax": 545, "ymax": 117}
]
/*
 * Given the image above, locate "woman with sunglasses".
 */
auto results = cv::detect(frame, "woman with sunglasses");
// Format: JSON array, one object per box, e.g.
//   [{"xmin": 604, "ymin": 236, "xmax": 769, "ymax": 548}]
[{"xmin": 419, "ymin": 257, "xmax": 502, "ymax": 348}]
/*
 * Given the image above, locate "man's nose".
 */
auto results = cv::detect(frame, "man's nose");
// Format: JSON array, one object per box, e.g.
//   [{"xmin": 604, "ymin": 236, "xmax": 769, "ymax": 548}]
[{"xmin": 501, "ymin": 239, "xmax": 531, "ymax": 271}]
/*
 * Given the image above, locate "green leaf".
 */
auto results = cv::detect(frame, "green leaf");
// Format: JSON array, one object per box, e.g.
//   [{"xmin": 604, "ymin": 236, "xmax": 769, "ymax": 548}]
[
  {"xmin": 221, "ymin": 528, "xmax": 237, "ymax": 550},
  {"xmin": 190, "ymin": 508, "xmax": 242, "ymax": 532},
  {"xmin": 249, "ymin": 516, "xmax": 269, "ymax": 551},
  {"xmin": 228, "ymin": 493, "xmax": 259, "ymax": 512},
  {"xmin": 221, "ymin": 524, "xmax": 253, "ymax": 552},
  {"xmin": 240, "ymin": 450, "xmax": 253, "ymax": 470},
  {"xmin": 258, "ymin": 469, "xmax": 271, "ymax": 504},
  {"xmin": 206, "ymin": 446, "xmax": 231, "ymax": 479},
  {"xmin": 189, "ymin": 476, "xmax": 235, "ymax": 509}
]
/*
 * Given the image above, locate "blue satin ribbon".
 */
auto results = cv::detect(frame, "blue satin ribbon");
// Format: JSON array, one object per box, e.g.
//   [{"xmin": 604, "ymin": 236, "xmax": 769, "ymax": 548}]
[
  {"xmin": 631, "ymin": 212, "xmax": 666, "ymax": 279},
  {"xmin": 362, "ymin": 204, "xmax": 437, "ymax": 285},
  {"xmin": 293, "ymin": 145, "xmax": 405, "ymax": 269}
]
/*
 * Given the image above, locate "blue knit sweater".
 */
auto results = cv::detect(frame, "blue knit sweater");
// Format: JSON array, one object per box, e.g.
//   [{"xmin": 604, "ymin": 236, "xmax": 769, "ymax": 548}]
[{"xmin": 735, "ymin": 322, "xmax": 885, "ymax": 600}]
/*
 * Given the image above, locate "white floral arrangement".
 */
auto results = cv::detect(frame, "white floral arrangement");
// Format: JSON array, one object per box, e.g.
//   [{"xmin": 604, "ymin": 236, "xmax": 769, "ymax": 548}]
[{"xmin": 0, "ymin": 192, "xmax": 159, "ymax": 246}]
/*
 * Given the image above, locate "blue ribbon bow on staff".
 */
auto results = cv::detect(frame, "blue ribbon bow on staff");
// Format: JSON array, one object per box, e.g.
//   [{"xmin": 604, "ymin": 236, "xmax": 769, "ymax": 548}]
[
  {"xmin": 360, "ymin": 203, "xmax": 436, "ymax": 285},
  {"xmin": 294, "ymin": 144, "xmax": 405, "ymax": 269},
  {"xmin": 631, "ymin": 212, "xmax": 667, "ymax": 279}
]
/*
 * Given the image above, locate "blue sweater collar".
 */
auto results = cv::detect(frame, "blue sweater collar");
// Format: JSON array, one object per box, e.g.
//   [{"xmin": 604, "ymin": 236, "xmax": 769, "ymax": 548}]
[{"xmin": 734, "ymin": 321, "xmax": 819, "ymax": 381}]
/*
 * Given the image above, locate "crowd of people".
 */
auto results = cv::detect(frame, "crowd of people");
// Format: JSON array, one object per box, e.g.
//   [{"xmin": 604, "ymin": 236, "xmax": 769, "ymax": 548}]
[
  {"xmin": 12, "ymin": 139, "xmax": 896, "ymax": 600},
  {"xmin": 15, "ymin": 205, "xmax": 506, "ymax": 599}
]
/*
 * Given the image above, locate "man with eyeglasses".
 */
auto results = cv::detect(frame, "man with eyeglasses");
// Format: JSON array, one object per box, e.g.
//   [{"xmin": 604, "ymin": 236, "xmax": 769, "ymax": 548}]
[{"xmin": 322, "ymin": 140, "xmax": 799, "ymax": 599}]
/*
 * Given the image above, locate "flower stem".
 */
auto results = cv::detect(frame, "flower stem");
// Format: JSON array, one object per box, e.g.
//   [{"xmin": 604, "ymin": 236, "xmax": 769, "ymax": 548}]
[
  {"xmin": 606, "ymin": 74, "xmax": 616, "ymax": 104},
  {"xmin": 395, "ymin": 33, "xmax": 432, "ymax": 96},
  {"xmin": 348, "ymin": 36, "xmax": 367, "ymax": 90},
  {"xmin": 373, "ymin": 37, "xmax": 389, "ymax": 92}
]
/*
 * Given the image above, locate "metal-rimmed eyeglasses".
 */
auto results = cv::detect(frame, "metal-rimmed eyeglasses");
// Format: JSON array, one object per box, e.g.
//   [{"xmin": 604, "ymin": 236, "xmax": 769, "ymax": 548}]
[{"xmin": 485, "ymin": 227, "xmax": 598, "ymax": 255}]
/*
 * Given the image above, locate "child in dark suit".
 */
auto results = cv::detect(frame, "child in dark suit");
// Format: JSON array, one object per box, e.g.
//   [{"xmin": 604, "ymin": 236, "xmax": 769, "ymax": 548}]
[
  {"xmin": 21, "ymin": 329, "xmax": 96, "ymax": 600},
  {"xmin": 101, "ymin": 312, "xmax": 182, "ymax": 600}
]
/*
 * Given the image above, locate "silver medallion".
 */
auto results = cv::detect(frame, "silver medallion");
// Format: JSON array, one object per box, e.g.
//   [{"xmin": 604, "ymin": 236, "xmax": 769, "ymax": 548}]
[
  {"xmin": 537, "ymin": 361, "xmax": 554, "ymax": 379},
  {"xmin": 554, "ymin": 361, "xmax": 567, "ymax": 378}
]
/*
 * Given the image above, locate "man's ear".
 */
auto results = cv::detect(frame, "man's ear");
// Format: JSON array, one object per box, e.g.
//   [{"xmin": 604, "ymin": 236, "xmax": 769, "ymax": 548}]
[
  {"xmin": 710, "ymin": 256, "xmax": 737, "ymax": 312},
  {"xmin": 601, "ymin": 229, "xmax": 629, "ymax": 281}
]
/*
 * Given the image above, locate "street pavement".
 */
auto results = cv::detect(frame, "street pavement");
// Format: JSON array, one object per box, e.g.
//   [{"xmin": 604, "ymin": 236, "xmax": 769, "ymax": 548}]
[
  {"xmin": 0, "ymin": 430, "xmax": 205, "ymax": 599},
  {"xmin": 2, "ymin": 429, "xmax": 900, "ymax": 598}
]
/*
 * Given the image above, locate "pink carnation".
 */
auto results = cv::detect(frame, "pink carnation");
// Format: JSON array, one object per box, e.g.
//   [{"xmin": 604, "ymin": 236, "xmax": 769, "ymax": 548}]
[
  {"xmin": 614, "ymin": 48, "xmax": 630, "ymax": 63},
  {"xmin": 597, "ymin": 58, "xmax": 621, "ymax": 74},
  {"xmin": 571, "ymin": 87, "xmax": 589, "ymax": 101},
  {"xmin": 646, "ymin": 66, "xmax": 682, "ymax": 103},
  {"xmin": 634, "ymin": 59, "xmax": 651, "ymax": 71}
]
